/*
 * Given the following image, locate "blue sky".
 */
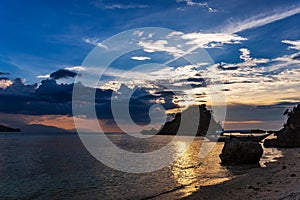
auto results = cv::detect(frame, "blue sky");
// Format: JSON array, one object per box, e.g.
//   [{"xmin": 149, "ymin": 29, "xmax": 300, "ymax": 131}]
[{"xmin": 1, "ymin": 0, "xmax": 300, "ymax": 131}]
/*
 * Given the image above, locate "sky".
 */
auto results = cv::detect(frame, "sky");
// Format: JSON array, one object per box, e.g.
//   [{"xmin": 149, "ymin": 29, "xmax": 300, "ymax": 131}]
[{"xmin": 1, "ymin": 0, "xmax": 300, "ymax": 132}]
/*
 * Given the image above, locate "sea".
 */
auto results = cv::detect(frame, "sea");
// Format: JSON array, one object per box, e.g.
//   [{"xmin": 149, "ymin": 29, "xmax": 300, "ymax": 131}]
[{"xmin": 0, "ymin": 133, "xmax": 282, "ymax": 200}]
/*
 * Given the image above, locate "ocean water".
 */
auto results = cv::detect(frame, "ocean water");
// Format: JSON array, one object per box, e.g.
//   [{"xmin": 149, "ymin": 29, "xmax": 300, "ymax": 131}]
[{"xmin": 0, "ymin": 134, "xmax": 280, "ymax": 199}]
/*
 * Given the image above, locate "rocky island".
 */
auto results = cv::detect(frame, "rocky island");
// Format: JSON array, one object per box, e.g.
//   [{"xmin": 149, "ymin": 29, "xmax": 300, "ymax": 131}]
[{"xmin": 143, "ymin": 104, "xmax": 222, "ymax": 136}]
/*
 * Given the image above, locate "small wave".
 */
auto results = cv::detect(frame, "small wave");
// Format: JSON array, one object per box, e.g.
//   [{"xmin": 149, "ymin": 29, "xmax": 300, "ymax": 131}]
[{"xmin": 172, "ymin": 163, "xmax": 202, "ymax": 170}]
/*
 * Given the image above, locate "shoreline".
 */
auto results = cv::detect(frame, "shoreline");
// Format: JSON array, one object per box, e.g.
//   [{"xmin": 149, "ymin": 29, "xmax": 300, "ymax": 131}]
[{"xmin": 183, "ymin": 147, "xmax": 300, "ymax": 200}]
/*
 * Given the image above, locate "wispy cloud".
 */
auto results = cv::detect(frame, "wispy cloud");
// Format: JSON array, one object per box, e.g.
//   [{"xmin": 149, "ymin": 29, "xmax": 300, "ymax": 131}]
[
  {"xmin": 156, "ymin": 7, "xmax": 300, "ymax": 68},
  {"xmin": 211, "ymin": 45, "xmax": 300, "ymax": 105},
  {"xmin": 178, "ymin": 32, "xmax": 247, "ymax": 48},
  {"xmin": 133, "ymin": 30, "xmax": 144, "ymax": 37},
  {"xmin": 65, "ymin": 66, "xmax": 86, "ymax": 71},
  {"xmin": 274, "ymin": 52, "xmax": 300, "ymax": 63},
  {"xmin": 37, "ymin": 67, "xmax": 85, "ymax": 79},
  {"xmin": 137, "ymin": 32, "xmax": 246, "ymax": 59},
  {"xmin": 208, "ymin": 7, "xmax": 218, "ymax": 13},
  {"xmin": 138, "ymin": 40, "xmax": 185, "ymax": 57},
  {"xmin": 82, "ymin": 37, "xmax": 107, "ymax": 49},
  {"xmin": 131, "ymin": 56, "xmax": 151, "ymax": 61},
  {"xmin": 82, "ymin": 8, "xmax": 300, "ymax": 109},
  {"xmin": 176, "ymin": 0, "xmax": 218, "ymax": 13},
  {"xmin": 37, "ymin": 74, "xmax": 50, "ymax": 79},
  {"xmin": 104, "ymin": 4, "xmax": 148, "ymax": 9},
  {"xmin": 93, "ymin": 1, "xmax": 148, "ymax": 10},
  {"xmin": 223, "ymin": 6, "xmax": 300, "ymax": 33},
  {"xmin": 282, "ymin": 40, "xmax": 300, "ymax": 50},
  {"xmin": 176, "ymin": 0, "xmax": 207, "ymax": 7},
  {"xmin": 239, "ymin": 48, "xmax": 251, "ymax": 61}
]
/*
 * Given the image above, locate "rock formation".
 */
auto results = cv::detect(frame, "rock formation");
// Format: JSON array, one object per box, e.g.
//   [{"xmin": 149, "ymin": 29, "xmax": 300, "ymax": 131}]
[
  {"xmin": 156, "ymin": 104, "xmax": 222, "ymax": 136},
  {"xmin": 264, "ymin": 104, "xmax": 300, "ymax": 148},
  {"xmin": 220, "ymin": 137, "xmax": 263, "ymax": 164}
]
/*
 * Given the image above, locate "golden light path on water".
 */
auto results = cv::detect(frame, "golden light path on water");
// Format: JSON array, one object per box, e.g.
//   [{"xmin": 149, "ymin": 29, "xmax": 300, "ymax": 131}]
[
  {"xmin": 163, "ymin": 137, "xmax": 284, "ymax": 199},
  {"xmin": 168, "ymin": 139, "xmax": 231, "ymax": 199}
]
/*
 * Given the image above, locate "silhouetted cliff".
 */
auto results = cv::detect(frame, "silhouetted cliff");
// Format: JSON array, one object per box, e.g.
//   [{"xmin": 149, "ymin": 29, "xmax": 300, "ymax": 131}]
[
  {"xmin": 265, "ymin": 104, "xmax": 300, "ymax": 147},
  {"xmin": 284, "ymin": 104, "xmax": 300, "ymax": 129}
]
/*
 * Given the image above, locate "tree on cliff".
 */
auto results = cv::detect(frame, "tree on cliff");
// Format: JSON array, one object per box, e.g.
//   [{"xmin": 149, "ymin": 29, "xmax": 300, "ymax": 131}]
[
  {"xmin": 264, "ymin": 104, "xmax": 300, "ymax": 147},
  {"xmin": 283, "ymin": 104, "xmax": 300, "ymax": 129}
]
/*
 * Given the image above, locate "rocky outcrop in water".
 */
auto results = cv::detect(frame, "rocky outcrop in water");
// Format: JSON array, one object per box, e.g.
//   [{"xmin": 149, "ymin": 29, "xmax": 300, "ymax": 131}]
[
  {"xmin": 220, "ymin": 138, "xmax": 263, "ymax": 164},
  {"xmin": 264, "ymin": 104, "xmax": 300, "ymax": 148},
  {"xmin": 156, "ymin": 104, "xmax": 222, "ymax": 136}
]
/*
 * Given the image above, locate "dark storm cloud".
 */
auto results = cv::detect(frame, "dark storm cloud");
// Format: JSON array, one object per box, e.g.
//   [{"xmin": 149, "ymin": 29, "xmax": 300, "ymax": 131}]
[
  {"xmin": 186, "ymin": 77, "xmax": 207, "ymax": 88},
  {"xmin": 292, "ymin": 54, "xmax": 300, "ymax": 60},
  {"xmin": 223, "ymin": 80, "xmax": 254, "ymax": 85},
  {"xmin": 0, "ymin": 79, "xmax": 102, "ymax": 116},
  {"xmin": 99, "ymin": 85, "xmax": 179, "ymax": 124},
  {"xmin": 0, "ymin": 79, "xmax": 72, "ymax": 115},
  {"xmin": 217, "ymin": 63, "xmax": 238, "ymax": 71},
  {"xmin": 50, "ymin": 69, "xmax": 77, "ymax": 80},
  {"xmin": 174, "ymin": 77, "xmax": 207, "ymax": 89},
  {"xmin": 0, "ymin": 79, "xmax": 178, "ymax": 124},
  {"xmin": 154, "ymin": 90, "xmax": 176, "ymax": 97},
  {"xmin": 221, "ymin": 88, "xmax": 230, "ymax": 91},
  {"xmin": 153, "ymin": 90, "xmax": 183, "ymax": 107},
  {"xmin": 3, "ymin": 78, "xmax": 37, "ymax": 94},
  {"xmin": 187, "ymin": 77, "xmax": 205, "ymax": 82},
  {"xmin": 35, "ymin": 79, "xmax": 74, "ymax": 103},
  {"xmin": 0, "ymin": 72, "xmax": 10, "ymax": 75}
]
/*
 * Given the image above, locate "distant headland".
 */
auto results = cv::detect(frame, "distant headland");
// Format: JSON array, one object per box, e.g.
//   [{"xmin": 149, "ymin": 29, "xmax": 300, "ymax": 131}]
[{"xmin": 0, "ymin": 124, "xmax": 21, "ymax": 132}]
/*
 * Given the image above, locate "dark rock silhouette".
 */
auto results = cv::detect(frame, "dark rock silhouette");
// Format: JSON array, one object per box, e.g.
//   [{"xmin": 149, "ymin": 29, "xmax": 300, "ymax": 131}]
[
  {"xmin": 0, "ymin": 124, "xmax": 21, "ymax": 132},
  {"xmin": 0, "ymin": 123, "xmax": 69, "ymax": 133},
  {"xmin": 284, "ymin": 104, "xmax": 300, "ymax": 129},
  {"xmin": 19, "ymin": 124, "xmax": 68, "ymax": 134},
  {"xmin": 155, "ymin": 104, "xmax": 222, "ymax": 136},
  {"xmin": 220, "ymin": 138, "xmax": 263, "ymax": 164},
  {"xmin": 264, "ymin": 104, "xmax": 300, "ymax": 148}
]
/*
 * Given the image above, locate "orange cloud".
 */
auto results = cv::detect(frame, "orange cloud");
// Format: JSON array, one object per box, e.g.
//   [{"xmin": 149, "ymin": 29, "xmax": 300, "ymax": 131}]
[{"xmin": 223, "ymin": 120, "xmax": 263, "ymax": 125}]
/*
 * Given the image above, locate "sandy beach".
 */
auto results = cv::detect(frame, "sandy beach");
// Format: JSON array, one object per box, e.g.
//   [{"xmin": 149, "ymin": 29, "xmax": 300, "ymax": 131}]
[{"xmin": 185, "ymin": 147, "xmax": 300, "ymax": 200}]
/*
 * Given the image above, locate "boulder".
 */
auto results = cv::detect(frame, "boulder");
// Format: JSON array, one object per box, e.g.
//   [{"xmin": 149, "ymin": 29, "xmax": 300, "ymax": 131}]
[{"xmin": 220, "ymin": 138, "xmax": 263, "ymax": 164}]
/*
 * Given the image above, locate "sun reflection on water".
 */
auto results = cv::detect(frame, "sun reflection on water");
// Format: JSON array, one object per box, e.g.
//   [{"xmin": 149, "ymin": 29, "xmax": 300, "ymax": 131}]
[
  {"xmin": 260, "ymin": 146, "xmax": 283, "ymax": 167},
  {"xmin": 170, "ymin": 139, "xmax": 231, "ymax": 199}
]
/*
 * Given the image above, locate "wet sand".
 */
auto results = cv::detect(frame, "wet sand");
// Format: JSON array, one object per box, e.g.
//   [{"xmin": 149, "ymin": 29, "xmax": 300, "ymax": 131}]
[{"xmin": 184, "ymin": 148, "xmax": 300, "ymax": 200}]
